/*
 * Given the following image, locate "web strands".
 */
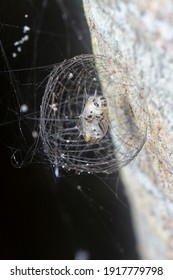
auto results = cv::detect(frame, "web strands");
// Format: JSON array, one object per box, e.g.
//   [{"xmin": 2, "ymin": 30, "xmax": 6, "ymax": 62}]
[{"xmin": 40, "ymin": 54, "xmax": 147, "ymax": 174}]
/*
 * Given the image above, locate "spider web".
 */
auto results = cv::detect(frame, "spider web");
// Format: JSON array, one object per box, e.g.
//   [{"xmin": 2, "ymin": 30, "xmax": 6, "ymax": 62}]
[
  {"xmin": 0, "ymin": 0, "xmax": 142, "ymax": 260},
  {"xmin": 0, "ymin": 0, "xmax": 148, "ymax": 176},
  {"xmin": 0, "ymin": 0, "xmax": 91, "ymax": 170}
]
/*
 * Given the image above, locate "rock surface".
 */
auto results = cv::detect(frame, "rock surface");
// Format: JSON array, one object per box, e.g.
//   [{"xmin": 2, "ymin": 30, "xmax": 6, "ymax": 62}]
[{"xmin": 83, "ymin": 0, "xmax": 173, "ymax": 259}]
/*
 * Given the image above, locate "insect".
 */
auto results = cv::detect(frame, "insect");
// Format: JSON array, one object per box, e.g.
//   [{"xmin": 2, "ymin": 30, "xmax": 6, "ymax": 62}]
[{"xmin": 80, "ymin": 94, "xmax": 109, "ymax": 143}]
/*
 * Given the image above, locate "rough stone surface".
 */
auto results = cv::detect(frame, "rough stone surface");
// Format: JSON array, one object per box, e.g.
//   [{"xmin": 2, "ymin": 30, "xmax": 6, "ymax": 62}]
[{"xmin": 83, "ymin": 0, "xmax": 173, "ymax": 259}]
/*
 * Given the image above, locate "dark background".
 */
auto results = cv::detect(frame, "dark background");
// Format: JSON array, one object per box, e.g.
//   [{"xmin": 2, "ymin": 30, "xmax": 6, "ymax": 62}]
[{"xmin": 0, "ymin": 0, "xmax": 138, "ymax": 259}]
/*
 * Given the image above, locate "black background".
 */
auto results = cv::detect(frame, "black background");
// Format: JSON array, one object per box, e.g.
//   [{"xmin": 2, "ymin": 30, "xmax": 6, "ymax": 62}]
[{"xmin": 0, "ymin": 0, "xmax": 138, "ymax": 259}]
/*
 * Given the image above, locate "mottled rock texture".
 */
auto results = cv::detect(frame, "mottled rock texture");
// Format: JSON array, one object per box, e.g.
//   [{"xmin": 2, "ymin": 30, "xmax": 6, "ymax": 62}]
[{"xmin": 83, "ymin": 0, "xmax": 173, "ymax": 259}]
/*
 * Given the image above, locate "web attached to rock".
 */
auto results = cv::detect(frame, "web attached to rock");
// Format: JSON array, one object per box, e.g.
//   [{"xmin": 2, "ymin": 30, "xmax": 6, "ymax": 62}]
[{"xmin": 39, "ymin": 54, "xmax": 148, "ymax": 175}]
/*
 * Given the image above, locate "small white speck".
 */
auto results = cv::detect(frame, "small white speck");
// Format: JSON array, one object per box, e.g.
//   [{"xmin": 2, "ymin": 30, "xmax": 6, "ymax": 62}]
[
  {"xmin": 49, "ymin": 103, "xmax": 57, "ymax": 111},
  {"xmin": 14, "ymin": 41, "xmax": 19, "ymax": 46},
  {"xmin": 25, "ymin": 14, "xmax": 28, "ymax": 18},
  {"xmin": 54, "ymin": 160, "xmax": 59, "ymax": 177},
  {"xmin": 12, "ymin": 52, "xmax": 17, "ymax": 58},
  {"xmin": 75, "ymin": 249, "xmax": 90, "ymax": 260},
  {"xmin": 54, "ymin": 166, "xmax": 59, "ymax": 177},
  {"xmin": 66, "ymin": 140, "xmax": 70, "ymax": 143},
  {"xmin": 17, "ymin": 46, "xmax": 22, "ymax": 52},
  {"xmin": 23, "ymin": 35, "xmax": 29, "ymax": 41},
  {"xmin": 20, "ymin": 104, "xmax": 28, "ymax": 112},
  {"xmin": 68, "ymin": 72, "xmax": 73, "ymax": 79},
  {"xmin": 32, "ymin": 130, "xmax": 38, "ymax": 138},
  {"xmin": 77, "ymin": 185, "xmax": 82, "ymax": 190},
  {"xmin": 23, "ymin": 25, "xmax": 30, "ymax": 33}
]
